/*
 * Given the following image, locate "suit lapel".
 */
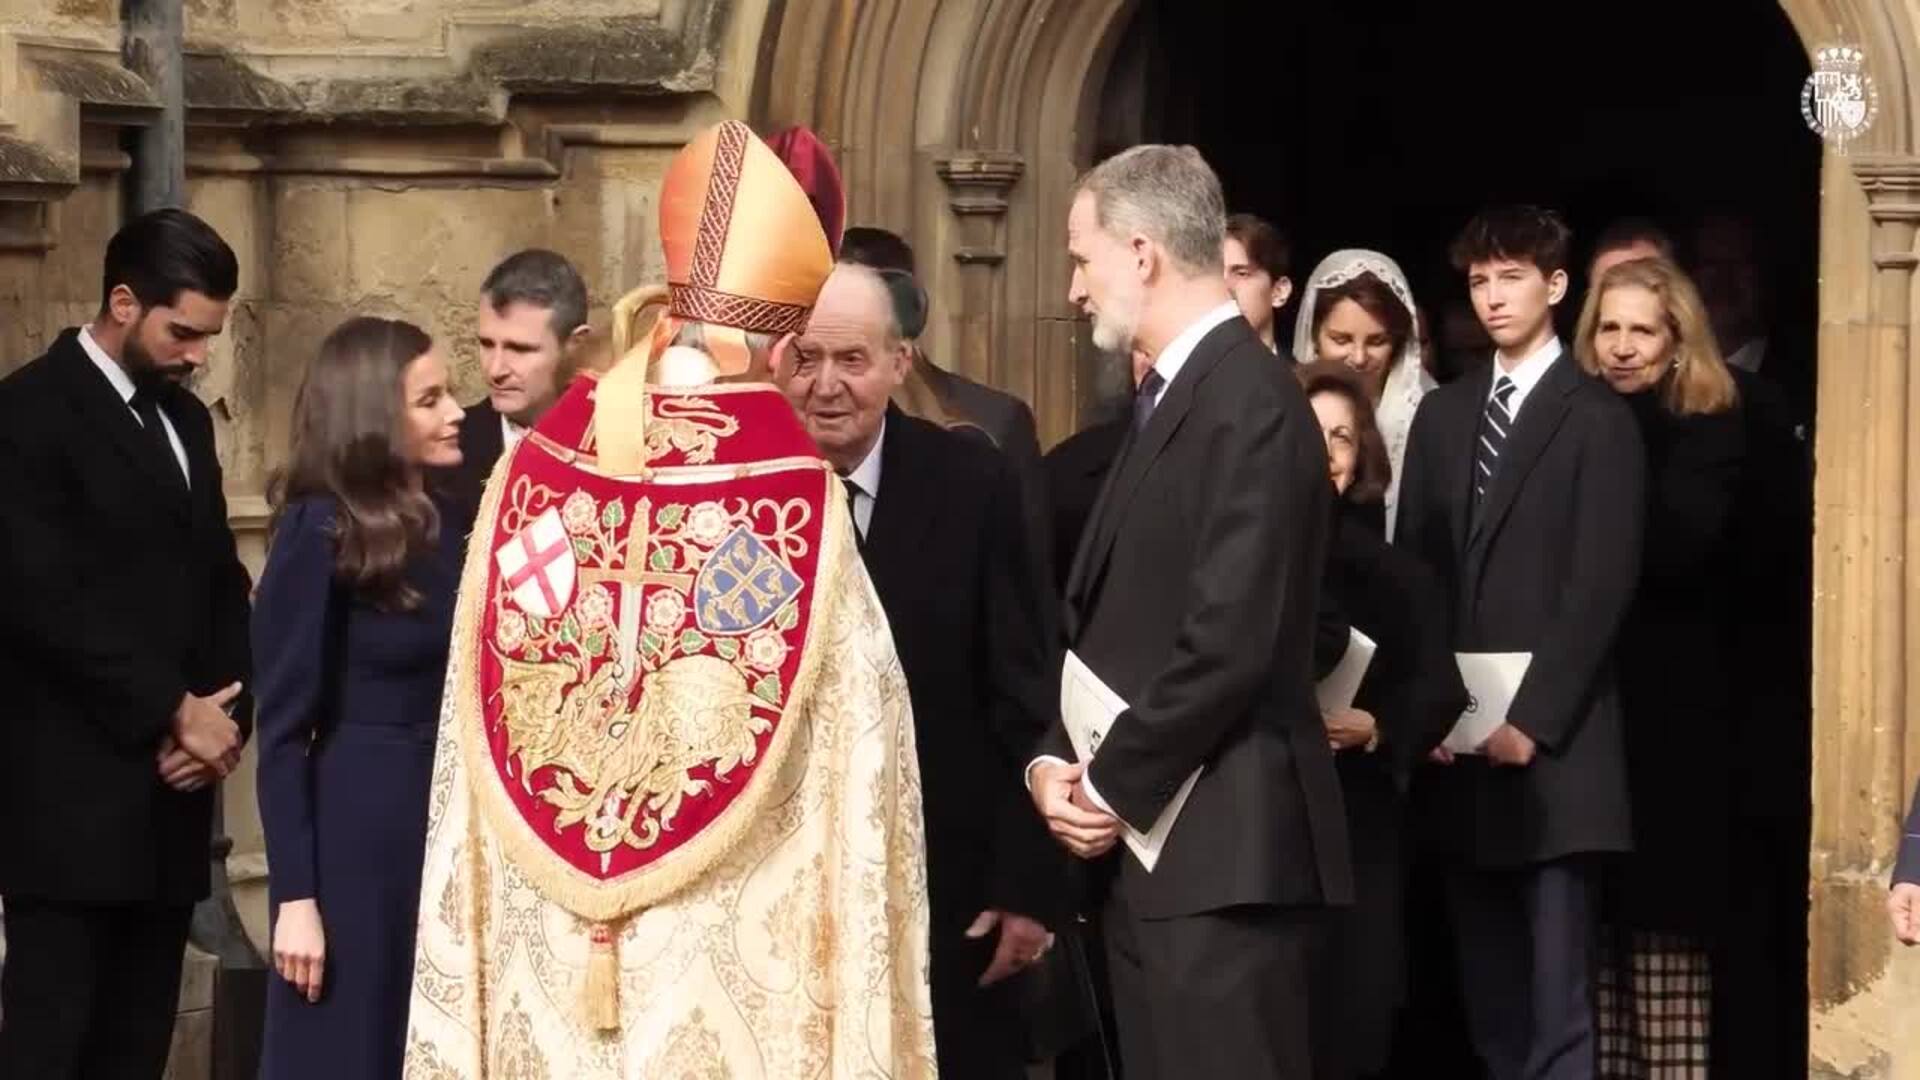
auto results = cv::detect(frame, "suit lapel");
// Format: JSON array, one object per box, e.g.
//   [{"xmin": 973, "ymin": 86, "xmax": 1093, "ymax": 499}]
[
  {"xmin": 161, "ymin": 388, "xmax": 216, "ymax": 522},
  {"xmin": 861, "ymin": 408, "xmax": 939, "ymax": 583},
  {"xmin": 56, "ymin": 337, "xmax": 191, "ymax": 520},
  {"xmin": 1448, "ymin": 365, "xmax": 1493, "ymax": 560},
  {"xmin": 1069, "ymin": 319, "xmax": 1237, "ymax": 627},
  {"xmin": 1466, "ymin": 353, "xmax": 1577, "ymax": 564},
  {"xmin": 1064, "ymin": 422, "xmax": 1138, "ymax": 636}
]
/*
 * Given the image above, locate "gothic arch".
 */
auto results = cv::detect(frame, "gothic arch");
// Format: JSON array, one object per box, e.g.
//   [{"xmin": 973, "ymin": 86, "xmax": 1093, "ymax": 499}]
[{"xmin": 757, "ymin": 3, "xmax": 1920, "ymax": 1069}]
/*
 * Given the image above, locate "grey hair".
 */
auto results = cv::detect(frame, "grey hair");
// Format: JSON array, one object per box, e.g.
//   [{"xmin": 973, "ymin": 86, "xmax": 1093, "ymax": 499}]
[
  {"xmin": 667, "ymin": 321, "xmax": 780, "ymax": 358},
  {"xmin": 828, "ymin": 262, "xmax": 917, "ymax": 346},
  {"xmin": 1074, "ymin": 144, "xmax": 1227, "ymax": 277},
  {"xmin": 481, "ymin": 248, "xmax": 588, "ymax": 340}
]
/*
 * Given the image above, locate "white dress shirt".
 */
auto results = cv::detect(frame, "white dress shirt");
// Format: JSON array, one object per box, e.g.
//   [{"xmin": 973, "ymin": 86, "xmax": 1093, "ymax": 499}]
[
  {"xmin": 1489, "ymin": 336, "xmax": 1563, "ymax": 421},
  {"xmin": 79, "ymin": 325, "xmax": 190, "ymax": 487},
  {"xmin": 502, "ymin": 413, "xmax": 528, "ymax": 451},
  {"xmin": 1024, "ymin": 300, "xmax": 1242, "ymax": 818},
  {"xmin": 1144, "ymin": 300, "xmax": 1243, "ymax": 408},
  {"xmin": 842, "ymin": 418, "xmax": 885, "ymax": 539}
]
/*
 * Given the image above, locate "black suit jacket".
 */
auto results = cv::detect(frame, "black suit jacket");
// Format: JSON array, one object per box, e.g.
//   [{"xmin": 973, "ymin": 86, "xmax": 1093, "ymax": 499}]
[
  {"xmin": 1043, "ymin": 314, "xmax": 1352, "ymax": 919},
  {"xmin": 0, "ymin": 329, "xmax": 254, "ymax": 905},
  {"xmin": 1040, "ymin": 417, "xmax": 1126, "ymax": 598},
  {"xmin": 1324, "ymin": 498, "xmax": 1470, "ymax": 785},
  {"xmin": 446, "ymin": 397, "xmax": 507, "ymax": 530},
  {"xmin": 859, "ymin": 407, "xmax": 1065, "ymax": 939},
  {"xmin": 919, "ymin": 361, "xmax": 1052, "ymax": 585},
  {"xmin": 1397, "ymin": 351, "xmax": 1645, "ymax": 867}
]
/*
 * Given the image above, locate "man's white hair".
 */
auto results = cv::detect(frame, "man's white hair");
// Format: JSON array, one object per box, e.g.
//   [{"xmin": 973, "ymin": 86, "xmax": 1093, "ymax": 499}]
[{"xmin": 1075, "ymin": 144, "xmax": 1227, "ymax": 278}]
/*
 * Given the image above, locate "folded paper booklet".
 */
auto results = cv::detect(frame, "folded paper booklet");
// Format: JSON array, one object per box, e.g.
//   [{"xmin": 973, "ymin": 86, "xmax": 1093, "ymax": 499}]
[
  {"xmin": 1060, "ymin": 650, "xmax": 1200, "ymax": 872},
  {"xmin": 1445, "ymin": 652, "xmax": 1533, "ymax": 754},
  {"xmin": 1316, "ymin": 627, "xmax": 1378, "ymax": 713}
]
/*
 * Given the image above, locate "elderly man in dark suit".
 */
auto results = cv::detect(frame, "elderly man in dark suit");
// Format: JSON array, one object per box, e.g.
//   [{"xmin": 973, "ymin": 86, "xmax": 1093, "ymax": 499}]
[
  {"xmin": 838, "ymin": 227, "xmax": 1052, "ymax": 573},
  {"xmin": 0, "ymin": 208, "xmax": 254, "ymax": 1078},
  {"xmin": 780, "ymin": 260, "xmax": 1064, "ymax": 1078},
  {"xmin": 1396, "ymin": 206, "xmax": 1646, "ymax": 1080},
  {"xmin": 1028, "ymin": 144, "xmax": 1351, "ymax": 1080}
]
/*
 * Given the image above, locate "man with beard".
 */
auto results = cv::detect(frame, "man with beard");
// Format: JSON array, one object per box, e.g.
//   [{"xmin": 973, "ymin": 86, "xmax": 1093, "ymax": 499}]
[
  {"xmin": 1028, "ymin": 144, "xmax": 1350, "ymax": 1079},
  {"xmin": 0, "ymin": 208, "xmax": 253, "ymax": 1078}
]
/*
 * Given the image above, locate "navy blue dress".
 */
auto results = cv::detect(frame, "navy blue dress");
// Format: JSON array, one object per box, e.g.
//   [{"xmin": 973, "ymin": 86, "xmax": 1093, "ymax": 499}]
[{"xmin": 252, "ymin": 494, "xmax": 460, "ymax": 1079}]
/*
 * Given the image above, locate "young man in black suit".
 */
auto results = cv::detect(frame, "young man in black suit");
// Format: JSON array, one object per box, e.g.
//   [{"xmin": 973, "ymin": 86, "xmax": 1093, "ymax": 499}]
[
  {"xmin": 781, "ymin": 262, "xmax": 1064, "ymax": 1078},
  {"xmin": 1396, "ymin": 206, "xmax": 1646, "ymax": 1080},
  {"xmin": 450, "ymin": 249, "xmax": 591, "ymax": 520},
  {"xmin": 1027, "ymin": 144, "xmax": 1351, "ymax": 1079},
  {"xmin": 0, "ymin": 208, "xmax": 254, "ymax": 1078}
]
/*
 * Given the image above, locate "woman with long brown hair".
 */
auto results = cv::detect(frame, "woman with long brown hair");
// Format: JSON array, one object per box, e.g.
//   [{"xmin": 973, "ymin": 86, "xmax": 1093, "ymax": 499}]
[
  {"xmin": 1574, "ymin": 256, "xmax": 1744, "ymax": 1079},
  {"xmin": 252, "ymin": 316, "xmax": 464, "ymax": 1078}
]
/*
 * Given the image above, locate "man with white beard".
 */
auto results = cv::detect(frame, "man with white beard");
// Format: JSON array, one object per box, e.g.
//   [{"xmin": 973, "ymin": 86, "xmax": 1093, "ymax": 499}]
[{"xmin": 1027, "ymin": 144, "xmax": 1351, "ymax": 1079}]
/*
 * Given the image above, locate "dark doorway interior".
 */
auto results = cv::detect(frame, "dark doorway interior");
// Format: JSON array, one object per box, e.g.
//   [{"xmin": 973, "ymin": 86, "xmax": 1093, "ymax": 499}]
[
  {"xmin": 1097, "ymin": 0, "xmax": 1819, "ymax": 415},
  {"xmin": 1088, "ymin": 2, "xmax": 1819, "ymax": 1077}
]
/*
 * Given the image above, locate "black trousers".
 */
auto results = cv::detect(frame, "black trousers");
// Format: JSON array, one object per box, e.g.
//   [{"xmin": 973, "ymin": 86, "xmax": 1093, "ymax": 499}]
[
  {"xmin": 1102, "ymin": 884, "xmax": 1320, "ymax": 1079},
  {"xmin": 1445, "ymin": 858, "xmax": 1600, "ymax": 1080},
  {"xmin": 0, "ymin": 896, "xmax": 193, "ymax": 1080},
  {"xmin": 928, "ymin": 924, "xmax": 1028, "ymax": 1080}
]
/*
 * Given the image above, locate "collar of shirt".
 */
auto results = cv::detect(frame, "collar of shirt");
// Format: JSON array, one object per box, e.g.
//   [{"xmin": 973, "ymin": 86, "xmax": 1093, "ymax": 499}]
[
  {"xmin": 1489, "ymin": 335, "xmax": 1563, "ymax": 419},
  {"xmin": 1725, "ymin": 337, "xmax": 1767, "ymax": 374},
  {"xmin": 78, "ymin": 325, "xmax": 137, "ymax": 405},
  {"xmin": 1147, "ymin": 300, "xmax": 1243, "ymax": 407},
  {"xmin": 502, "ymin": 413, "xmax": 528, "ymax": 449},
  {"xmin": 78, "ymin": 324, "xmax": 191, "ymax": 487},
  {"xmin": 845, "ymin": 415, "xmax": 886, "ymax": 499}
]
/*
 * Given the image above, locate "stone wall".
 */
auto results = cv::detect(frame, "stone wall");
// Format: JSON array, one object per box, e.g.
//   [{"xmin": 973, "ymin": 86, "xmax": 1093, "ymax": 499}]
[{"xmin": 0, "ymin": 0, "xmax": 776, "ymax": 960}]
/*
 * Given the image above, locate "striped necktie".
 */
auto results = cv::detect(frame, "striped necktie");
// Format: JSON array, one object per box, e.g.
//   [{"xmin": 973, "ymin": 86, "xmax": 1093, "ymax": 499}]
[{"xmin": 1475, "ymin": 374, "xmax": 1517, "ymax": 501}]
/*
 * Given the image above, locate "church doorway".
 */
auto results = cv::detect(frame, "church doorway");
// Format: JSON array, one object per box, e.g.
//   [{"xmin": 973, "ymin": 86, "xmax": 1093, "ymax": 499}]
[
  {"xmin": 1090, "ymin": 4, "xmax": 1820, "ymax": 1075},
  {"xmin": 1092, "ymin": 0, "xmax": 1819, "ymax": 419},
  {"xmin": 757, "ymin": 0, "xmax": 1920, "ymax": 1069}
]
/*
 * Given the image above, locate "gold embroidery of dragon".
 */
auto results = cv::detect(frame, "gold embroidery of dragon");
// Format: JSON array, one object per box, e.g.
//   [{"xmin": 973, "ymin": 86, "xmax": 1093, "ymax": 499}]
[{"xmin": 491, "ymin": 653, "xmax": 770, "ymax": 870}]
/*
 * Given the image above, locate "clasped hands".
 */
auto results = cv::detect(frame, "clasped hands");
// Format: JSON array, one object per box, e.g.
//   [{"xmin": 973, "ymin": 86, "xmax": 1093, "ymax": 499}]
[
  {"xmin": 156, "ymin": 681, "xmax": 244, "ymax": 792},
  {"xmin": 1428, "ymin": 722, "xmax": 1536, "ymax": 767},
  {"xmin": 1030, "ymin": 760, "xmax": 1122, "ymax": 860}
]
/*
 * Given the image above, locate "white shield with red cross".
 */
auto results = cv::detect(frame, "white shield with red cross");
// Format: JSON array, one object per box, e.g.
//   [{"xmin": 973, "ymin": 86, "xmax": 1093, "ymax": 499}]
[{"xmin": 495, "ymin": 507, "xmax": 577, "ymax": 621}]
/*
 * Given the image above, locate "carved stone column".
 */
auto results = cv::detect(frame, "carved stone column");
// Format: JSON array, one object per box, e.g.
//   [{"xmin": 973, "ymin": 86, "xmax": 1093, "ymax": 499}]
[
  {"xmin": 935, "ymin": 152, "xmax": 1024, "ymax": 392},
  {"xmin": 1809, "ymin": 156, "xmax": 1920, "ymax": 1079}
]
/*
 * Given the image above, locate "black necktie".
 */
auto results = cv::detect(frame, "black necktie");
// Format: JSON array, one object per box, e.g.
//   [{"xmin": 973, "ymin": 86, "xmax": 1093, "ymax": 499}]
[
  {"xmin": 129, "ymin": 387, "xmax": 185, "ymax": 488},
  {"xmin": 838, "ymin": 472, "xmax": 865, "ymax": 547},
  {"xmin": 1474, "ymin": 374, "xmax": 1517, "ymax": 502},
  {"xmin": 1134, "ymin": 369, "xmax": 1166, "ymax": 435}
]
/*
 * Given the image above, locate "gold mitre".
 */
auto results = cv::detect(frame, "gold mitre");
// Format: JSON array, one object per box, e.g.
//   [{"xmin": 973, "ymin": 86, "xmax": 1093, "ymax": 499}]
[{"xmin": 610, "ymin": 120, "xmax": 841, "ymax": 380}]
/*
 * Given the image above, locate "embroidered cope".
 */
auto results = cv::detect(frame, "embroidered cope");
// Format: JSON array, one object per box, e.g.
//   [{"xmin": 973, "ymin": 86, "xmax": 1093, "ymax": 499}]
[{"xmin": 403, "ymin": 376, "xmax": 937, "ymax": 1077}]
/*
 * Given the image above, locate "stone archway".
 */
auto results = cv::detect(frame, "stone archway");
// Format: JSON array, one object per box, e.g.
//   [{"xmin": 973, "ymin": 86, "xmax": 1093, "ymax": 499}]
[{"xmin": 760, "ymin": 1, "xmax": 1920, "ymax": 1073}]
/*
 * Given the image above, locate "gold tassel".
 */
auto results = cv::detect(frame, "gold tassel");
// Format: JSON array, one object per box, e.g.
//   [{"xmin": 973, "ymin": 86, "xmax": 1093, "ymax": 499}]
[{"xmin": 583, "ymin": 921, "xmax": 621, "ymax": 1032}]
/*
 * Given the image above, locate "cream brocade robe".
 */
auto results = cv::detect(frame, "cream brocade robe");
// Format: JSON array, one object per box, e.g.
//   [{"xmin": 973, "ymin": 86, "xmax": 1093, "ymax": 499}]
[{"xmin": 402, "ymin": 544, "xmax": 938, "ymax": 1078}]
